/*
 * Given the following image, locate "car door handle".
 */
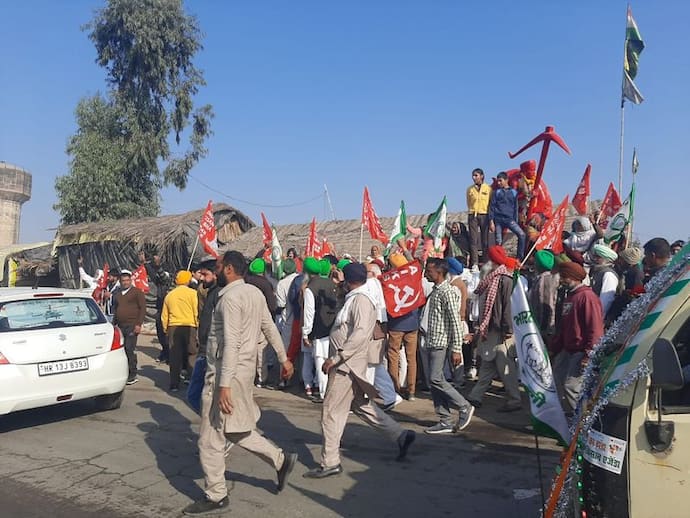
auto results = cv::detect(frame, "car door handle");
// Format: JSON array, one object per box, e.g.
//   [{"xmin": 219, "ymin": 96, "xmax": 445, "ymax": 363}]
[
  {"xmin": 12, "ymin": 339, "xmax": 27, "ymax": 344},
  {"xmin": 94, "ymin": 332, "xmax": 107, "ymax": 336}
]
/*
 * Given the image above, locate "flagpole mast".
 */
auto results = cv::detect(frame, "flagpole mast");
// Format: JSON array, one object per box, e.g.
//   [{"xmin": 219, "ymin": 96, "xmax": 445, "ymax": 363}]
[
  {"xmin": 359, "ymin": 224, "xmax": 364, "ymax": 262},
  {"xmin": 618, "ymin": 99, "xmax": 626, "ymax": 197},
  {"xmin": 187, "ymin": 234, "xmax": 200, "ymax": 270}
]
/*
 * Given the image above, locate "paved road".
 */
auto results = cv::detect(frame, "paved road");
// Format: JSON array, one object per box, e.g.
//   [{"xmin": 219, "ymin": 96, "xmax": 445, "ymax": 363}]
[{"xmin": 0, "ymin": 337, "xmax": 559, "ymax": 517}]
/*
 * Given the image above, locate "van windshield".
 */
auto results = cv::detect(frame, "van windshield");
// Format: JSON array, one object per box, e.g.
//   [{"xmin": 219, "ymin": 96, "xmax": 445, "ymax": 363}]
[{"xmin": 0, "ymin": 297, "xmax": 106, "ymax": 332}]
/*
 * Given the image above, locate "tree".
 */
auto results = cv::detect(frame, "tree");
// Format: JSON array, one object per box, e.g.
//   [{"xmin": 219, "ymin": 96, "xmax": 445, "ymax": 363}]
[
  {"xmin": 55, "ymin": 95, "xmax": 160, "ymax": 224},
  {"xmin": 55, "ymin": 0, "xmax": 213, "ymax": 224}
]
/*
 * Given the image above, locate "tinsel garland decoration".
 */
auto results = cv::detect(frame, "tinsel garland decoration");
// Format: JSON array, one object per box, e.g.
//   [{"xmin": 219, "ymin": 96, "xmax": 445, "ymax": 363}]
[{"xmin": 548, "ymin": 255, "xmax": 689, "ymax": 517}]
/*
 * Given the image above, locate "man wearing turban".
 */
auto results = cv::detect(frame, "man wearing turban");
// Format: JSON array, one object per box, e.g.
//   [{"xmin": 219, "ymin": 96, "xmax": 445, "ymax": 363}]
[
  {"xmin": 161, "ymin": 270, "xmax": 199, "ymax": 392},
  {"xmin": 550, "ymin": 261, "xmax": 604, "ymax": 414},
  {"xmin": 528, "ymin": 250, "xmax": 559, "ymax": 340},
  {"xmin": 589, "ymin": 243, "xmax": 620, "ymax": 319}
]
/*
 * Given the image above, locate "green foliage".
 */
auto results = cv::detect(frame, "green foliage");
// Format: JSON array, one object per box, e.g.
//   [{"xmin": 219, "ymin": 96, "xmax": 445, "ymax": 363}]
[
  {"xmin": 54, "ymin": 95, "xmax": 160, "ymax": 224},
  {"xmin": 55, "ymin": 0, "xmax": 213, "ymax": 224}
]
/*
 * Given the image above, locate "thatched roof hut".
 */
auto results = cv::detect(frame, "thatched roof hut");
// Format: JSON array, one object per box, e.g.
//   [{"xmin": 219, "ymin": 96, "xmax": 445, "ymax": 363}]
[
  {"xmin": 54, "ymin": 203, "xmax": 254, "ymax": 288},
  {"xmin": 0, "ymin": 242, "xmax": 55, "ymax": 287}
]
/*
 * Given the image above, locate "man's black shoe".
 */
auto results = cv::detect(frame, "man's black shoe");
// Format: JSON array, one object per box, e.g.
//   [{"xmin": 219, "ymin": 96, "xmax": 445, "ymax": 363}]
[
  {"xmin": 396, "ymin": 430, "xmax": 416, "ymax": 461},
  {"xmin": 182, "ymin": 495, "xmax": 229, "ymax": 515},
  {"xmin": 277, "ymin": 452, "xmax": 297, "ymax": 492},
  {"xmin": 303, "ymin": 465, "xmax": 343, "ymax": 479}
]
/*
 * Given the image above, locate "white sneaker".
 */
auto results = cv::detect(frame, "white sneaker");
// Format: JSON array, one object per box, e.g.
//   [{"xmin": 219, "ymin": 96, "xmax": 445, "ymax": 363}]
[{"xmin": 466, "ymin": 367, "xmax": 478, "ymax": 380}]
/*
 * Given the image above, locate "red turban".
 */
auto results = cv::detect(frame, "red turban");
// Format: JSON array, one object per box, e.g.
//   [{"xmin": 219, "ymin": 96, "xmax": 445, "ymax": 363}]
[
  {"xmin": 520, "ymin": 160, "xmax": 537, "ymax": 179},
  {"xmin": 563, "ymin": 245, "xmax": 585, "ymax": 265},
  {"xmin": 487, "ymin": 245, "xmax": 519, "ymax": 270}
]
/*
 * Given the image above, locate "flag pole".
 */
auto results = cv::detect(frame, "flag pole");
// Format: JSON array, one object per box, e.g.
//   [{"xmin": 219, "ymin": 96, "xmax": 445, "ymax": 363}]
[
  {"xmin": 618, "ymin": 98, "xmax": 626, "ymax": 197},
  {"xmin": 359, "ymin": 223, "xmax": 364, "ymax": 262},
  {"xmin": 187, "ymin": 234, "xmax": 200, "ymax": 271},
  {"xmin": 533, "ymin": 432, "xmax": 547, "ymax": 515}
]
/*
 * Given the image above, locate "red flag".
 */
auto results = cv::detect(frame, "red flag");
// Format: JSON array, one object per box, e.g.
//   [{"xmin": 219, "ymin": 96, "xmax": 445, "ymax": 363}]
[
  {"xmin": 305, "ymin": 218, "xmax": 323, "ymax": 258},
  {"xmin": 131, "ymin": 265, "xmax": 150, "ymax": 293},
  {"xmin": 530, "ymin": 180, "xmax": 554, "ymax": 219},
  {"xmin": 198, "ymin": 201, "xmax": 219, "ymax": 259},
  {"xmin": 260, "ymin": 212, "xmax": 272, "ymax": 247},
  {"xmin": 598, "ymin": 183, "xmax": 622, "ymax": 229},
  {"xmin": 572, "ymin": 164, "xmax": 591, "ymax": 215},
  {"xmin": 379, "ymin": 260, "xmax": 426, "ymax": 318},
  {"xmin": 535, "ymin": 195, "xmax": 568, "ymax": 254},
  {"xmin": 92, "ymin": 263, "xmax": 109, "ymax": 303},
  {"xmin": 361, "ymin": 187, "xmax": 389, "ymax": 244},
  {"xmin": 322, "ymin": 236, "xmax": 335, "ymax": 257}
]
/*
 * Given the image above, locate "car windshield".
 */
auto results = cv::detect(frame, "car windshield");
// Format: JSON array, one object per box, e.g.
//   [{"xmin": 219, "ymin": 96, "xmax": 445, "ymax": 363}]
[{"xmin": 0, "ymin": 297, "xmax": 106, "ymax": 331}]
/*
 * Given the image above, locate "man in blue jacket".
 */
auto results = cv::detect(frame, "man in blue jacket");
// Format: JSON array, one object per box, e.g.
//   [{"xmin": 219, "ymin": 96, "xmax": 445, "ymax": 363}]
[{"xmin": 488, "ymin": 172, "xmax": 526, "ymax": 260}]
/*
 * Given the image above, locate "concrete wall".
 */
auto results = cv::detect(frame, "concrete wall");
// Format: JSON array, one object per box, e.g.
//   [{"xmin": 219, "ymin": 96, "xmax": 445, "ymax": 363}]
[{"xmin": 0, "ymin": 163, "xmax": 32, "ymax": 246}]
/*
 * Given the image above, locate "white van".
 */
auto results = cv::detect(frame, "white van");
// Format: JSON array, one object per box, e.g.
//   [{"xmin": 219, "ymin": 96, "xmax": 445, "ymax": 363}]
[{"xmin": 578, "ymin": 253, "xmax": 690, "ymax": 517}]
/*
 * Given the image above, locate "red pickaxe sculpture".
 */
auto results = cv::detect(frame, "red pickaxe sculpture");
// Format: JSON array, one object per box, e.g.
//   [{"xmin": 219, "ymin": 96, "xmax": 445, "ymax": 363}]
[{"xmin": 508, "ymin": 126, "xmax": 571, "ymax": 218}]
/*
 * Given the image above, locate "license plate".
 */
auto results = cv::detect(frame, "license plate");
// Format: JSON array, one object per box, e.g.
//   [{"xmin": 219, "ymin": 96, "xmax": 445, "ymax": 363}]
[{"xmin": 38, "ymin": 358, "xmax": 89, "ymax": 376}]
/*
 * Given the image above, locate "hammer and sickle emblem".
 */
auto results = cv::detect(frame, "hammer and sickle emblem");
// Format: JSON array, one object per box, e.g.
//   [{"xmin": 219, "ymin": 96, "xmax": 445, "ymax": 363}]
[{"xmin": 389, "ymin": 284, "xmax": 420, "ymax": 313}]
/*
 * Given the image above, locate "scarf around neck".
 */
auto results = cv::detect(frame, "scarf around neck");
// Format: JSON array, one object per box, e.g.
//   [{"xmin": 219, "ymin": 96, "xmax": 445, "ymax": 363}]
[{"xmin": 474, "ymin": 264, "xmax": 509, "ymax": 338}]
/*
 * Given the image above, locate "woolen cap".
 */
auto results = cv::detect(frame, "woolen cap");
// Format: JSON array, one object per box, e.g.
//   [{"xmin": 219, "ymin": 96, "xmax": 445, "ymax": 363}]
[{"xmin": 343, "ymin": 263, "xmax": 367, "ymax": 284}]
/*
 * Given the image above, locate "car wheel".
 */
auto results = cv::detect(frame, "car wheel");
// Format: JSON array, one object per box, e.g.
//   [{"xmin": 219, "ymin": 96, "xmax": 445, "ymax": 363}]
[{"xmin": 94, "ymin": 390, "xmax": 124, "ymax": 411}]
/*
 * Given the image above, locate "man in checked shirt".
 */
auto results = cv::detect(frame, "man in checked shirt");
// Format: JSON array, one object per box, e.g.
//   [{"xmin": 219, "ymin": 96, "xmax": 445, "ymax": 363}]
[{"xmin": 422, "ymin": 258, "xmax": 475, "ymax": 434}]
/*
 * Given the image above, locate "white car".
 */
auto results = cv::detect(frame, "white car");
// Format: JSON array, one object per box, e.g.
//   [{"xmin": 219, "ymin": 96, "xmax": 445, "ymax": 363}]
[{"xmin": 0, "ymin": 287, "xmax": 128, "ymax": 415}]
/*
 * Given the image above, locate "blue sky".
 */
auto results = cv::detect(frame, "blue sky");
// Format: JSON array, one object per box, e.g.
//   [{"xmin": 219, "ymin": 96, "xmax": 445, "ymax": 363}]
[{"xmin": 1, "ymin": 1, "xmax": 688, "ymax": 245}]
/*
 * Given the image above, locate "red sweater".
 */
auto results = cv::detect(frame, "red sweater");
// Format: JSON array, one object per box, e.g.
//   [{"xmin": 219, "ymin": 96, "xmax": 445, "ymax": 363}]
[{"xmin": 550, "ymin": 284, "xmax": 603, "ymax": 355}]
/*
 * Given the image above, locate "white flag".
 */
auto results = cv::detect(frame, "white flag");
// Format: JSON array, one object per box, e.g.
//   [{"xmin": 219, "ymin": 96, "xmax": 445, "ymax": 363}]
[
  {"xmin": 511, "ymin": 277, "xmax": 570, "ymax": 445},
  {"xmin": 604, "ymin": 184, "xmax": 635, "ymax": 245}
]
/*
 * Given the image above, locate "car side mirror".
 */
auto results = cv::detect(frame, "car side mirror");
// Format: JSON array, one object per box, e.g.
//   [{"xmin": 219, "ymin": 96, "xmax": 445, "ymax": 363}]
[{"xmin": 651, "ymin": 338, "xmax": 684, "ymax": 391}]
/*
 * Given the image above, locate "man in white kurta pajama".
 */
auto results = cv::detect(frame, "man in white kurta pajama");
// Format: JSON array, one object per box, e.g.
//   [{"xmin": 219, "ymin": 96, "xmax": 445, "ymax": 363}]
[
  {"xmin": 303, "ymin": 263, "xmax": 415, "ymax": 479},
  {"xmin": 183, "ymin": 251, "xmax": 297, "ymax": 516}
]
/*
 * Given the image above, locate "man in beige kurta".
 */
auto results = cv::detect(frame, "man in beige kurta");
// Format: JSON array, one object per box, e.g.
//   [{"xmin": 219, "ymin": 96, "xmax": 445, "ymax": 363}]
[
  {"xmin": 303, "ymin": 263, "xmax": 416, "ymax": 479},
  {"xmin": 183, "ymin": 251, "xmax": 297, "ymax": 516}
]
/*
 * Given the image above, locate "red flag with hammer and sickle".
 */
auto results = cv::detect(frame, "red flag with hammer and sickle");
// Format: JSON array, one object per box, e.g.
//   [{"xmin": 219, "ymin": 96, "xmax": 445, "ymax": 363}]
[
  {"xmin": 198, "ymin": 201, "xmax": 219, "ymax": 258},
  {"xmin": 130, "ymin": 265, "xmax": 150, "ymax": 293},
  {"xmin": 535, "ymin": 195, "xmax": 568, "ymax": 254},
  {"xmin": 361, "ymin": 187, "xmax": 389, "ymax": 244},
  {"xmin": 261, "ymin": 212, "xmax": 272, "ymax": 247},
  {"xmin": 379, "ymin": 260, "xmax": 426, "ymax": 318}
]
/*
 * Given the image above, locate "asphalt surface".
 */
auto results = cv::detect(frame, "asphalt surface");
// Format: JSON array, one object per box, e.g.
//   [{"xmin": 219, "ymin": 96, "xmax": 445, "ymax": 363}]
[{"xmin": 0, "ymin": 336, "xmax": 559, "ymax": 517}]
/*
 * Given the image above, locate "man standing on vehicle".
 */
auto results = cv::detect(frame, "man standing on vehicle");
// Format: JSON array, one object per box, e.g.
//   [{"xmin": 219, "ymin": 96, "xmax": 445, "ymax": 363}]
[
  {"xmin": 488, "ymin": 171, "xmax": 526, "ymax": 260},
  {"xmin": 112, "ymin": 269, "xmax": 147, "ymax": 385},
  {"xmin": 643, "ymin": 238, "xmax": 672, "ymax": 285},
  {"xmin": 466, "ymin": 168, "xmax": 492, "ymax": 268}
]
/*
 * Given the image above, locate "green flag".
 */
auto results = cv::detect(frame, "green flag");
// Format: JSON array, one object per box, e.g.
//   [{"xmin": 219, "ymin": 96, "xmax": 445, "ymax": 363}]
[
  {"xmin": 622, "ymin": 6, "xmax": 645, "ymax": 104},
  {"xmin": 424, "ymin": 196, "xmax": 447, "ymax": 251},
  {"xmin": 604, "ymin": 183, "xmax": 635, "ymax": 245},
  {"xmin": 386, "ymin": 200, "xmax": 407, "ymax": 252}
]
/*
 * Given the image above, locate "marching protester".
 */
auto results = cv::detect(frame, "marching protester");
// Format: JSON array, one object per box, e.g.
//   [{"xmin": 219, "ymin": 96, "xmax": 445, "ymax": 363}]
[
  {"xmin": 422, "ymin": 257, "xmax": 475, "ymax": 434},
  {"xmin": 187, "ymin": 259, "xmax": 220, "ymax": 414},
  {"xmin": 550, "ymin": 261, "xmax": 604, "ymax": 415},
  {"xmin": 302, "ymin": 257, "xmax": 341, "ymax": 401},
  {"xmin": 112, "ymin": 269, "xmax": 147, "ymax": 386},
  {"xmin": 161, "ymin": 270, "xmax": 199, "ymax": 392},
  {"xmin": 589, "ymin": 243, "xmax": 620, "ymax": 320},
  {"xmin": 303, "ymin": 263, "xmax": 415, "ymax": 479},
  {"xmin": 528, "ymin": 250, "xmax": 559, "ymax": 340},
  {"xmin": 467, "ymin": 246, "xmax": 522, "ymax": 413},
  {"xmin": 183, "ymin": 251, "xmax": 297, "ymax": 516}
]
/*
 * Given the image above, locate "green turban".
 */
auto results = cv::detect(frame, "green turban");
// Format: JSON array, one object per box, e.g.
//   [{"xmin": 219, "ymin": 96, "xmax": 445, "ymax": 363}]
[
  {"xmin": 534, "ymin": 250, "xmax": 555, "ymax": 272},
  {"xmin": 336, "ymin": 259, "xmax": 351, "ymax": 271},
  {"xmin": 303, "ymin": 257, "xmax": 321, "ymax": 275},
  {"xmin": 319, "ymin": 259, "xmax": 332, "ymax": 277},
  {"xmin": 282, "ymin": 258, "xmax": 297, "ymax": 275},
  {"xmin": 249, "ymin": 258, "xmax": 266, "ymax": 275}
]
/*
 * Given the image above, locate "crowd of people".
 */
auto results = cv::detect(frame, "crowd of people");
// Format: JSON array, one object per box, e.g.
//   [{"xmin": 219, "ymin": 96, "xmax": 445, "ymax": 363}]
[{"xmin": 76, "ymin": 168, "xmax": 686, "ymax": 515}]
